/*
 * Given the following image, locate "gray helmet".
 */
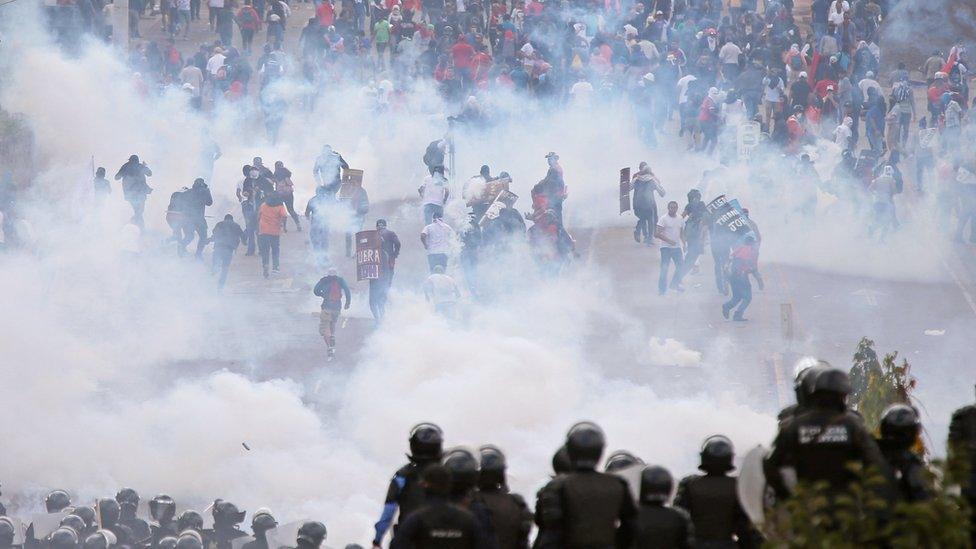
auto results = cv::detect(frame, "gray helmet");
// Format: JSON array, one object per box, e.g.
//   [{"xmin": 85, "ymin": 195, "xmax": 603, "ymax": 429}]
[
  {"xmin": 604, "ymin": 450, "xmax": 645, "ymax": 473},
  {"xmin": 48, "ymin": 527, "xmax": 79, "ymax": 549},
  {"xmin": 176, "ymin": 530, "xmax": 203, "ymax": 549},
  {"xmin": 297, "ymin": 522, "xmax": 327, "ymax": 547},
  {"xmin": 149, "ymin": 495, "xmax": 176, "ymax": 523},
  {"xmin": 46, "ymin": 490, "xmax": 72, "ymax": 512},
  {"xmin": 442, "ymin": 447, "xmax": 480, "ymax": 494},
  {"xmin": 478, "ymin": 445, "xmax": 507, "ymax": 489}
]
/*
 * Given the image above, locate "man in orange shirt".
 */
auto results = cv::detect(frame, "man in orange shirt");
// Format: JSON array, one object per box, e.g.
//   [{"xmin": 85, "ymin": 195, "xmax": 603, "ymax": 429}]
[{"xmin": 258, "ymin": 193, "xmax": 288, "ymax": 278}]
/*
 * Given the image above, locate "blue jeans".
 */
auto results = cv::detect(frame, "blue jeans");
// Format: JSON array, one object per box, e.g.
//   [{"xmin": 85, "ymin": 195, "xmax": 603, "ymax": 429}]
[
  {"xmin": 659, "ymin": 247, "xmax": 683, "ymax": 294},
  {"xmin": 724, "ymin": 274, "xmax": 752, "ymax": 319}
]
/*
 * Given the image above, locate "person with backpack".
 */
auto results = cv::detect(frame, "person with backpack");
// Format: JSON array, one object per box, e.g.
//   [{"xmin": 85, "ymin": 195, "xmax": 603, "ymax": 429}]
[
  {"xmin": 888, "ymin": 80, "xmax": 915, "ymax": 150},
  {"xmin": 236, "ymin": 0, "xmax": 262, "ymax": 55},
  {"xmin": 181, "ymin": 178, "xmax": 214, "ymax": 259},
  {"xmin": 211, "ymin": 214, "xmax": 245, "ymax": 289},
  {"xmin": 313, "ymin": 267, "xmax": 351, "ymax": 360},
  {"xmin": 423, "ymin": 138, "xmax": 447, "ymax": 174},
  {"xmin": 166, "ymin": 187, "xmax": 190, "ymax": 252},
  {"xmin": 273, "ymin": 161, "xmax": 302, "ymax": 232}
]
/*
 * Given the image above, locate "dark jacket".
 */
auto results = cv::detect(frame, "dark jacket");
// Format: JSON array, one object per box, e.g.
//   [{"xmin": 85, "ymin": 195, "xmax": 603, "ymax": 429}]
[
  {"xmin": 390, "ymin": 496, "xmax": 490, "ymax": 549},
  {"xmin": 313, "ymin": 275, "xmax": 351, "ymax": 310},
  {"xmin": 212, "ymin": 219, "xmax": 245, "ymax": 250}
]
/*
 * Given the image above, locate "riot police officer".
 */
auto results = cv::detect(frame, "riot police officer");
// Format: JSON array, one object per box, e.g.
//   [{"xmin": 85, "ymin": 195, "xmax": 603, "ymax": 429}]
[
  {"xmin": 604, "ymin": 451, "xmax": 645, "ymax": 474},
  {"xmin": 877, "ymin": 404, "xmax": 930, "ymax": 502},
  {"xmin": 777, "ymin": 359, "xmax": 830, "ymax": 425},
  {"xmin": 26, "ymin": 490, "xmax": 73, "ymax": 549},
  {"xmin": 296, "ymin": 522, "xmax": 327, "ymax": 549},
  {"xmin": 764, "ymin": 368, "xmax": 892, "ymax": 500},
  {"xmin": 117, "ymin": 488, "xmax": 152, "ymax": 543},
  {"xmin": 72, "ymin": 507, "xmax": 99, "ymax": 541},
  {"xmin": 96, "ymin": 497, "xmax": 127, "ymax": 543},
  {"xmin": 674, "ymin": 436, "xmax": 755, "ymax": 548},
  {"xmin": 47, "ymin": 527, "xmax": 78, "ymax": 549},
  {"xmin": 537, "ymin": 422, "xmax": 637, "ymax": 548},
  {"xmin": 0, "ymin": 517, "xmax": 16, "ymax": 549},
  {"xmin": 442, "ymin": 447, "xmax": 496, "ymax": 546},
  {"xmin": 948, "ymin": 385, "xmax": 976, "ymax": 544},
  {"xmin": 390, "ymin": 464, "xmax": 489, "ymax": 549},
  {"xmin": 373, "ymin": 423, "xmax": 445, "ymax": 548},
  {"xmin": 532, "ymin": 446, "xmax": 572, "ymax": 549},
  {"xmin": 241, "ymin": 509, "xmax": 277, "ymax": 549},
  {"xmin": 476, "ymin": 445, "xmax": 532, "ymax": 549},
  {"xmin": 176, "ymin": 530, "xmax": 204, "ymax": 549},
  {"xmin": 149, "ymin": 495, "xmax": 179, "ymax": 547},
  {"xmin": 636, "ymin": 466, "xmax": 694, "ymax": 549},
  {"xmin": 176, "ymin": 511, "xmax": 205, "ymax": 535},
  {"xmin": 83, "ymin": 530, "xmax": 118, "ymax": 549},
  {"xmin": 210, "ymin": 501, "xmax": 248, "ymax": 549}
]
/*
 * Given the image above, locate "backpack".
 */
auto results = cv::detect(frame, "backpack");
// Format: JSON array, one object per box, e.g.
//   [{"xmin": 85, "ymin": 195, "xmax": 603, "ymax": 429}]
[
  {"xmin": 240, "ymin": 7, "xmax": 256, "ymax": 26},
  {"xmin": 423, "ymin": 140, "xmax": 443, "ymax": 167},
  {"xmin": 892, "ymin": 83, "xmax": 910, "ymax": 103}
]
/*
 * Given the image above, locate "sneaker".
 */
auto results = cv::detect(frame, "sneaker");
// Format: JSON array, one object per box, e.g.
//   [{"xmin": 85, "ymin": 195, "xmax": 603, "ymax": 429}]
[
  {"xmin": 733, "ymin": 316, "xmax": 748, "ymax": 322},
  {"xmin": 633, "ymin": 229, "xmax": 641, "ymax": 243},
  {"xmin": 272, "ymin": 266, "xmax": 280, "ymax": 273}
]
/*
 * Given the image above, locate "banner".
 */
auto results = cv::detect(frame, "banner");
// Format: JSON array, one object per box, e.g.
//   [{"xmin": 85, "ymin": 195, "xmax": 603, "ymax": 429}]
[
  {"xmin": 355, "ymin": 230, "xmax": 382, "ymax": 281},
  {"xmin": 481, "ymin": 178, "xmax": 510, "ymax": 203},
  {"xmin": 338, "ymin": 168, "xmax": 364, "ymax": 200},
  {"xmin": 619, "ymin": 167, "xmax": 631, "ymax": 214},
  {"xmin": 705, "ymin": 195, "xmax": 750, "ymax": 236},
  {"xmin": 479, "ymin": 190, "xmax": 519, "ymax": 227}
]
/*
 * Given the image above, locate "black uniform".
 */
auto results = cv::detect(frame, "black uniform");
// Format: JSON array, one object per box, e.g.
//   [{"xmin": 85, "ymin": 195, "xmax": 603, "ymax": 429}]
[
  {"xmin": 878, "ymin": 442, "xmax": 930, "ymax": 502},
  {"xmin": 476, "ymin": 490, "xmax": 531, "ymax": 549},
  {"xmin": 673, "ymin": 475, "xmax": 753, "ymax": 548},
  {"xmin": 374, "ymin": 462, "xmax": 434, "ymax": 544},
  {"xmin": 389, "ymin": 496, "xmax": 489, "ymax": 549},
  {"xmin": 635, "ymin": 504, "xmax": 694, "ymax": 549},
  {"xmin": 537, "ymin": 470, "xmax": 637, "ymax": 549},
  {"xmin": 151, "ymin": 521, "xmax": 180, "ymax": 548},
  {"xmin": 765, "ymin": 408, "xmax": 891, "ymax": 499},
  {"xmin": 948, "ymin": 403, "xmax": 976, "ymax": 543}
]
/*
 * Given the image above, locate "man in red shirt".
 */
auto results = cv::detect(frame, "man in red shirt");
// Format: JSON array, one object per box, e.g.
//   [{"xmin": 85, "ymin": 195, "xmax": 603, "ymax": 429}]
[
  {"xmin": 451, "ymin": 35, "xmax": 475, "ymax": 80},
  {"xmin": 722, "ymin": 235, "xmax": 758, "ymax": 321}
]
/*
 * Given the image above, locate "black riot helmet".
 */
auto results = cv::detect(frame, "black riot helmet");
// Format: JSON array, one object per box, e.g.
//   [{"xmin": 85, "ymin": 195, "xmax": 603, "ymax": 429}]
[
  {"xmin": 73, "ymin": 506, "xmax": 97, "ymax": 529},
  {"xmin": 565, "ymin": 421, "xmax": 606, "ymax": 470},
  {"xmin": 639, "ymin": 466, "xmax": 674, "ymax": 504},
  {"xmin": 793, "ymin": 358, "xmax": 830, "ymax": 407},
  {"xmin": 158, "ymin": 538, "xmax": 178, "ymax": 549},
  {"xmin": 552, "ymin": 445, "xmax": 572, "ymax": 475},
  {"xmin": 116, "ymin": 488, "xmax": 139, "ymax": 518},
  {"xmin": 60, "ymin": 515, "xmax": 87, "ymax": 536},
  {"xmin": 442, "ymin": 447, "xmax": 480, "ymax": 495},
  {"xmin": 46, "ymin": 490, "xmax": 72, "ymax": 512},
  {"xmin": 604, "ymin": 450, "xmax": 645, "ymax": 473},
  {"xmin": 97, "ymin": 498, "xmax": 121, "ymax": 527},
  {"xmin": 176, "ymin": 530, "xmax": 203, "ymax": 549},
  {"xmin": 880, "ymin": 403, "xmax": 921, "ymax": 448},
  {"xmin": 212, "ymin": 501, "xmax": 246, "ymax": 527},
  {"xmin": 150, "ymin": 495, "xmax": 176, "ymax": 523},
  {"xmin": 478, "ymin": 445, "xmax": 507, "ymax": 489},
  {"xmin": 250, "ymin": 509, "xmax": 278, "ymax": 536},
  {"xmin": 48, "ymin": 527, "xmax": 79, "ymax": 549},
  {"xmin": 0, "ymin": 518, "xmax": 16, "ymax": 547},
  {"xmin": 176, "ymin": 511, "xmax": 204, "ymax": 532},
  {"xmin": 810, "ymin": 368, "xmax": 851, "ymax": 409},
  {"xmin": 409, "ymin": 423, "xmax": 444, "ymax": 463},
  {"xmin": 296, "ymin": 521, "xmax": 327, "ymax": 548},
  {"xmin": 83, "ymin": 530, "xmax": 117, "ymax": 549},
  {"xmin": 699, "ymin": 435, "xmax": 735, "ymax": 474}
]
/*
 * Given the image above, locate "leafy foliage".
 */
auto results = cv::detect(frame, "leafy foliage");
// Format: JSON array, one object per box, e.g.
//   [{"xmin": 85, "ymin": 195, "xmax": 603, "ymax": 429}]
[
  {"xmin": 848, "ymin": 337, "xmax": 917, "ymax": 435},
  {"xmin": 763, "ymin": 463, "xmax": 972, "ymax": 548}
]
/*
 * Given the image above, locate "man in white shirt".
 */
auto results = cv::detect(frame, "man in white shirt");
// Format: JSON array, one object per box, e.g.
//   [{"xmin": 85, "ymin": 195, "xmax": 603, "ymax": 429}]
[
  {"xmin": 420, "ymin": 211, "xmax": 457, "ymax": 272},
  {"xmin": 719, "ymin": 40, "xmax": 742, "ymax": 80},
  {"xmin": 656, "ymin": 200, "xmax": 685, "ymax": 294},
  {"xmin": 424, "ymin": 265, "xmax": 461, "ymax": 318},
  {"xmin": 206, "ymin": 48, "xmax": 226, "ymax": 77},
  {"xmin": 858, "ymin": 71, "xmax": 882, "ymax": 99},
  {"xmin": 418, "ymin": 166, "xmax": 450, "ymax": 225}
]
